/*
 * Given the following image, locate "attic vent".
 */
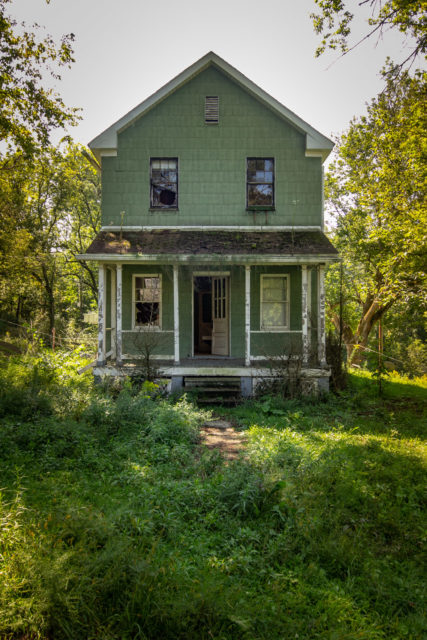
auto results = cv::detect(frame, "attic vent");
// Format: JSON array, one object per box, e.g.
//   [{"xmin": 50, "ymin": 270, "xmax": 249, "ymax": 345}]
[{"xmin": 205, "ymin": 96, "xmax": 219, "ymax": 124}]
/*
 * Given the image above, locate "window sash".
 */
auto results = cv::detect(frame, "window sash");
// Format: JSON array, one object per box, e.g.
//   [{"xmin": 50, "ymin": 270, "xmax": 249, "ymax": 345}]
[
  {"xmin": 260, "ymin": 275, "xmax": 289, "ymax": 329},
  {"xmin": 246, "ymin": 158, "xmax": 274, "ymax": 207},
  {"xmin": 150, "ymin": 158, "xmax": 178, "ymax": 209},
  {"xmin": 133, "ymin": 275, "xmax": 162, "ymax": 328}
]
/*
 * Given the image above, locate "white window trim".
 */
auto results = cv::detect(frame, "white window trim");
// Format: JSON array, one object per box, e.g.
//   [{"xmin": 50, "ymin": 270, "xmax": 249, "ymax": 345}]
[
  {"xmin": 132, "ymin": 273, "xmax": 162, "ymax": 330},
  {"xmin": 260, "ymin": 274, "xmax": 290, "ymax": 331}
]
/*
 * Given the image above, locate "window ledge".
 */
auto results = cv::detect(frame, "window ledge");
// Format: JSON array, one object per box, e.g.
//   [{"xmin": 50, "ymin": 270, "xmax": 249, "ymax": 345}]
[
  {"xmin": 149, "ymin": 208, "xmax": 179, "ymax": 213},
  {"xmin": 246, "ymin": 206, "xmax": 275, "ymax": 212}
]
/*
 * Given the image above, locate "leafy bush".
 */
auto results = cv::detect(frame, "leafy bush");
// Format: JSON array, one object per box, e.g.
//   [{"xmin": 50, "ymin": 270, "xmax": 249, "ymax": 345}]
[{"xmin": 0, "ymin": 348, "xmax": 93, "ymax": 420}]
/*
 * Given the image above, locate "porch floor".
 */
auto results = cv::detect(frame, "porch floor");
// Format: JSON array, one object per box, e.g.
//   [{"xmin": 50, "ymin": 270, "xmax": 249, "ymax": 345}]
[
  {"xmin": 99, "ymin": 357, "xmax": 329, "ymax": 379},
  {"xmin": 180, "ymin": 357, "xmax": 246, "ymax": 368}
]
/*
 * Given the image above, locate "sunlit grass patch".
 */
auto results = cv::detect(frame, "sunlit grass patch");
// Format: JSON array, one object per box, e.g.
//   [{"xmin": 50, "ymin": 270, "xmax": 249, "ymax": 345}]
[{"xmin": 0, "ymin": 355, "xmax": 425, "ymax": 638}]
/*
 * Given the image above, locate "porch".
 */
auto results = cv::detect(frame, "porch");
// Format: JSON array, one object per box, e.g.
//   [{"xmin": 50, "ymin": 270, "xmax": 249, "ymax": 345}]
[
  {"xmin": 77, "ymin": 228, "xmax": 339, "ymax": 394},
  {"xmin": 95, "ymin": 262, "xmax": 329, "ymax": 368}
]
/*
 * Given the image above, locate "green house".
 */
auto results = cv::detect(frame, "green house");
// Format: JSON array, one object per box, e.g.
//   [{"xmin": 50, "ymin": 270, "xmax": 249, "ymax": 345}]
[{"xmin": 78, "ymin": 52, "xmax": 339, "ymax": 394}]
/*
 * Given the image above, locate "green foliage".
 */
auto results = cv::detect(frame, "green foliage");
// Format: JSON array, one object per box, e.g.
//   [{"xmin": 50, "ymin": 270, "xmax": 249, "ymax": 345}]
[
  {"xmin": 311, "ymin": 0, "xmax": 427, "ymax": 69},
  {"xmin": 0, "ymin": 0, "xmax": 78, "ymax": 157},
  {"xmin": 0, "ymin": 354, "xmax": 426, "ymax": 638},
  {"xmin": 0, "ymin": 141, "xmax": 100, "ymax": 342},
  {"xmin": 0, "ymin": 348, "xmax": 93, "ymax": 419},
  {"xmin": 325, "ymin": 67, "xmax": 426, "ymax": 364}
]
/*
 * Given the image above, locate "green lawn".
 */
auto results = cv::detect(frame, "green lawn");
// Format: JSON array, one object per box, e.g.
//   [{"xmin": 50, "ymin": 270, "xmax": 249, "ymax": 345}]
[{"xmin": 0, "ymin": 353, "xmax": 426, "ymax": 639}]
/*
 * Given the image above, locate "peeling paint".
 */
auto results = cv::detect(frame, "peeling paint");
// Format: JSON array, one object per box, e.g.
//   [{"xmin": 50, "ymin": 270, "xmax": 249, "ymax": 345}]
[
  {"xmin": 116, "ymin": 264, "xmax": 123, "ymax": 365},
  {"xmin": 110, "ymin": 267, "xmax": 117, "ymax": 358},
  {"xmin": 245, "ymin": 266, "xmax": 251, "ymax": 366},
  {"xmin": 301, "ymin": 265, "xmax": 309, "ymax": 365},
  {"xmin": 318, "ymin": 265, "xmax": 326, "ymax": 366},
  {"xmin": 173, "ymin": 265, "xmax": 180, "ymax": 364},
  {"xmin": 97, "ymin": 265, "xmax": 106, "ymax": 365}
]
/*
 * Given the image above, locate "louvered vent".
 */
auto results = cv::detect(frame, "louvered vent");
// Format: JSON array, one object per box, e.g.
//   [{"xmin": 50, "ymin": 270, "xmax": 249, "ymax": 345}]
[{"xmin": 205, "ymin": 96, "xmax": 219, "ymax": 124}]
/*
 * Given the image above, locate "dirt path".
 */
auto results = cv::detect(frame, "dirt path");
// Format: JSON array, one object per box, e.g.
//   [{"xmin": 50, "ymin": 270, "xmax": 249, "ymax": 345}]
[{"xmin": 200, "ymin": 418, "xmax": 247, "ymax": 461}]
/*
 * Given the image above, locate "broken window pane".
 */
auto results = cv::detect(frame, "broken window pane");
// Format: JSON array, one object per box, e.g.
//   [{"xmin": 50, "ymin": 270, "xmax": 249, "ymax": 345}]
[
  {"xmin": 150, "ymin": 158, "xmax": 178, "ymax": 208},
  {"xmin": 134, "ymin": 276, "xmax": 161, "ymax": 327},
  {"xmin": 247, "ymin": 158, "xmax": 274, "ymax": 207},
  {"xmin": 248, "ymin": 184, "xmax": 273, "ymax": 206},
  {"xmin": 135, "ymin": 302, "xmax": 160, "ymax": 326}
]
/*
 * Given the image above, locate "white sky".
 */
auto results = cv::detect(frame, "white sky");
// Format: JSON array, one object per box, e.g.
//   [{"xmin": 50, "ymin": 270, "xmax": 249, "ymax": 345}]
[{"xmin": 10, "ymin": 0, "xmax": 417, "ymax": 151}]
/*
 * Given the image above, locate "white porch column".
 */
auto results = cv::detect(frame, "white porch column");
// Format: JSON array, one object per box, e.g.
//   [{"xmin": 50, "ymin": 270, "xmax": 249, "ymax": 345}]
[
  {"xmin": 245, "ymin": 265, "xmax": 251, "ymax": 367},
  {"xmin": 97, "ymin": 264, "xmax": 106, "ymax": 365},
  {"xmin": 317, "ymin": 264, "xmax": 327, "ymax": 367},
  {"xmin": 110, "ymin": 267, "xmax": 117, "ymax": 358},
  {"xmin": 116, "ymin": 264, "xmax": 123, "ymax": 366},
  {"xmin": 307, "ymin": 267, "xmax": 312, "ymax": 348},
  {"xmin": 301, "ymin": 264, "xmax": 309, "ymax": 365},
  {"xmin": 173, "ymin": 264, "xmax": 180, "ymax": 365}
]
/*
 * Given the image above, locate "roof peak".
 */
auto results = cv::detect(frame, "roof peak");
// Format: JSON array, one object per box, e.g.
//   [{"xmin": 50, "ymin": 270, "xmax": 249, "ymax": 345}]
[{"xmin": 89, "ymin": 52, "xmax": 333, "ymax": 162}]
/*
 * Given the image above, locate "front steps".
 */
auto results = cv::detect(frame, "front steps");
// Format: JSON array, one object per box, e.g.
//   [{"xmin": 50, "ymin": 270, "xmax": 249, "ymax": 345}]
[{"xmin": 183, "ymin": 376, "xmax": 241, "ymax": 404}]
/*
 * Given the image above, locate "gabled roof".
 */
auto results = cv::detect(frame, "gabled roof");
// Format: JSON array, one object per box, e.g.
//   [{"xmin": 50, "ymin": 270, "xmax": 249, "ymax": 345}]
[{"xmin": 89, "ymin": 51, "xmax": 333, "ymax": 162}]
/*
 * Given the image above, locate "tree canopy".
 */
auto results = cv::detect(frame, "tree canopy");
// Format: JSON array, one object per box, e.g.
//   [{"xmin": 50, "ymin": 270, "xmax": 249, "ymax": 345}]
[
  {"xmin": 311, "ymin": 0, "xmax": 427, "ymax": 69},
  {"xmin": 0, "ymin": 143, "xmax": 100, "ymax": 339},
  {"xmin": 0, "ymin": 0, "xmax": 78, "ymax": 157},
  {"xmin": 325, "ymin": 67, "xmax": 426, "ymax": 363}
]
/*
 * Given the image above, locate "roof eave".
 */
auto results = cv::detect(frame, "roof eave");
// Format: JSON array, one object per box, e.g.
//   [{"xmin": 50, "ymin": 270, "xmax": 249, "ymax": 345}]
[{"xmin": 76, "ymin": 253, "xmax": 340, "ymax": 264}]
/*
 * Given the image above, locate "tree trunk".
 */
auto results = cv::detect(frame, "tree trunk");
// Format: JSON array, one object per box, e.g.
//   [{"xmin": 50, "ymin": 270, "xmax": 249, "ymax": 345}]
[
  {"xmin": 41, "ymin": 262, "xmax": 56, "ymax": 343},
  {"xmin": 329, "ymin": 298, "xmax": 393, "ymax": 366}
]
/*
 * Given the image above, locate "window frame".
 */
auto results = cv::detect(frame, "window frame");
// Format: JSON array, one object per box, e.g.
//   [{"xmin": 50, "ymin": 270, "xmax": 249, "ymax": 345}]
[
  {"xmin": 246, "ymin": 157, "xmax": 275, "ymax": 210},
  {"xmin": 132, "ymin": 273, "xmax": 162, "ymax": 330},
  {"xmin": 260, "ymin": 274, "xmax": 290, "ymax": 331},
  {"xmin": 150, "ymin": 157, "xmax": 178, "ymax": 210}
]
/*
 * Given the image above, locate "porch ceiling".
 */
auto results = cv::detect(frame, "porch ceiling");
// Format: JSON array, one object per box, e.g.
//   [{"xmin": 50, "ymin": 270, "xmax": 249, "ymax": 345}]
[{"xmin": 78, "ymin": 229, "xmax": 338, "ymax": 262}]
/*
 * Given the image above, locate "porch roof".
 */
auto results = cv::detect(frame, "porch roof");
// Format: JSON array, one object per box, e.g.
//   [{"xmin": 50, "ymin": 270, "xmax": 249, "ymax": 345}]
[{"xmin": 79, "ymin": 229, "xmax": 338, "ymax": 262}]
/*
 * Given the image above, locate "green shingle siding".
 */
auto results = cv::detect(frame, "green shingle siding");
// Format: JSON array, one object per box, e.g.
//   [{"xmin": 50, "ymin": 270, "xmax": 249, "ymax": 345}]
[{"xmin": 101, "ymin": 67, "xmax": 322, "ymax": 228}]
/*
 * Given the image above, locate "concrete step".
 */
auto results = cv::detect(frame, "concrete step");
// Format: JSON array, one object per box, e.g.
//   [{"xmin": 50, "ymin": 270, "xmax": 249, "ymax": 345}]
[{"xmin": 184, "ymin": 376, "xmax": 241, "ymax": 405}]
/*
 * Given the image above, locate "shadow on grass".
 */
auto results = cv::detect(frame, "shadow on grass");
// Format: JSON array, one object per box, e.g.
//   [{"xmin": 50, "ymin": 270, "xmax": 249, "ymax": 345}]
[{"xmin": 0, "ymin": 369, "xmax": 425, "ymax": 639}]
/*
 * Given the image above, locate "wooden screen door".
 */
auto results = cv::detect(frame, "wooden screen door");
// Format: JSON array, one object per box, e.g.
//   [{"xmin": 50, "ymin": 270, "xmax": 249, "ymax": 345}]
[{"xmin": 212, "ymin": 276, "xmax": 229, "ymax": 356}]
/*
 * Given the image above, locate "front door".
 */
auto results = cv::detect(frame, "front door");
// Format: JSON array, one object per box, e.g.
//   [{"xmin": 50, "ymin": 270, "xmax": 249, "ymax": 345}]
[{"xmin": 212, "ymin": 276, "xmax": 229, "ymax": 356}]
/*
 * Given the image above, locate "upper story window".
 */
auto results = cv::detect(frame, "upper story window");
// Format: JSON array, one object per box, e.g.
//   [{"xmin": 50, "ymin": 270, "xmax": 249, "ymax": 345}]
[
  {"xmin": 247, "ymin": 158, "xmax": 274, "ymax": 209},
  {"xmin": 133, "ymin": 275, "xmax": 161, "ymax": 328},
  {"xmin": 150, "ymin": 158, "xmax": 178, "ymax": 209}
]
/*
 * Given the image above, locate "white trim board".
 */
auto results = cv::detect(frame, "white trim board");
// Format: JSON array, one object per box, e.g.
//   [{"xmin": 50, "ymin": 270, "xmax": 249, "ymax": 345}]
[
  {"xmin": 93, "ymin": 364, "xmax": 330, "ymax": 377},
  {"xmin": 250, "ymin": 330, "xmax": 302, "ymax": 334},
  {"xmin": 100, "ymin": 225, "xmax": 323, "ymax": 232},
  {"xmin": 76, "ymin": 254, "xmax": 339, "ymax": 264},
  {"xmin": 121, "ymin": 354, "xmax": 174, "ymax": 361}
]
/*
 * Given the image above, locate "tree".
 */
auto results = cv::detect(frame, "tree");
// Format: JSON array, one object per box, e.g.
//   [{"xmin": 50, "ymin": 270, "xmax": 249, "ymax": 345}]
[
  {"xmin": 0, "ymin": 0, "xmax": 78, "ymax": 158},
  {"xmin": 0, "ymin": 143, "xmax": 100, "ymax": 339},
  {"xmin": 325, "ymin": 68, "xmax": 426, "ymax": 364},
  {"xmin": 311, "ymin": 0, "xmax": 427, "ymax": 70}
]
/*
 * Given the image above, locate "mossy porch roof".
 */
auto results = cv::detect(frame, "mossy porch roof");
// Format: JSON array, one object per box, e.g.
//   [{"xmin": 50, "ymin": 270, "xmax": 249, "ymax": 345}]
[{"xmin": 83, "ymin": 230, "xmax": 338, "ymax": 257}]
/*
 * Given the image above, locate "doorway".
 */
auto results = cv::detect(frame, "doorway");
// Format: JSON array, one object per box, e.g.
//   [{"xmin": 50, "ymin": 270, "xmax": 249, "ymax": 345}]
[{"xmin": 193, "ymin": 275, "xmax": 229, "ymax": 356}]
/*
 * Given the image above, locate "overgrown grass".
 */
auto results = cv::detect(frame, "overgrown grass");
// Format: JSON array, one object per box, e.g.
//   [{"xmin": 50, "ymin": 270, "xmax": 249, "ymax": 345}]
[{"xmin": 0, "ymin": 353, "xmax": 426, "ymax": 639}]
